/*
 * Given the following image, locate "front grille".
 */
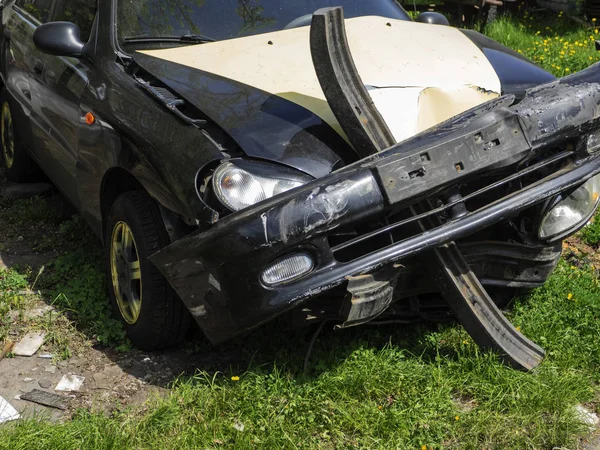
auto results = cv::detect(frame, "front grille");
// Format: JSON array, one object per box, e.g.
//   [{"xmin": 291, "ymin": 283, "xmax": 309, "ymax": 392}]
[{"xmin": 329, "ymin": 150, "xmax": 573, "ymax": 263}]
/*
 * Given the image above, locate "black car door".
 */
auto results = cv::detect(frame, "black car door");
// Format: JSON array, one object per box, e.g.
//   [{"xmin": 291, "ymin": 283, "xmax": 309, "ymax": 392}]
[
  {"xmin": 2, "ymin": 0, "xmax": 52, "ymax": 155},
  {"xmin": 28, "ymin": 0, "xmax": 96, "ymax": 206}
]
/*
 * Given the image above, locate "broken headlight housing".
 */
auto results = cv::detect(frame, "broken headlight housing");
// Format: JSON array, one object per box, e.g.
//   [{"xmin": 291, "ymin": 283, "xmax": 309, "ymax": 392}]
[
  {"xmin": 538, "ymin": 174, "xmax": 600, "ymax": 241},
  {"xmin": 212, "ymin": 160, "xmax": 313, "ymax": 212}
]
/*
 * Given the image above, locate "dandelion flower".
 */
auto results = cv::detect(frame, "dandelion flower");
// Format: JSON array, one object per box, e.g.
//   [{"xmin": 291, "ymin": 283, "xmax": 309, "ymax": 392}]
[
  {"xmin": 565, "ymin": 68, "xmax": 570, "ymax": 72},
  {"xmin": 568, "ymin": 293, "xmax": 574, "ymax": 300},
  {"xmin": 593, "ymin": 17, "xmax": 597, "ymax": 22},
  {"xmin": 455, "ymin": 416, "xmax": 460, "ymax": 421},
  {"xmin": 231, "ymin": 376, "xmax": 240, "ymax": 381}
]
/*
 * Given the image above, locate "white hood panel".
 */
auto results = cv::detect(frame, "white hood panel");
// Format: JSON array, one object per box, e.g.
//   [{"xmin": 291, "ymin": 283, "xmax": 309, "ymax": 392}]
[{"xmin": 140, "ymin": 16, "xmax": 501, "ymax": 143}]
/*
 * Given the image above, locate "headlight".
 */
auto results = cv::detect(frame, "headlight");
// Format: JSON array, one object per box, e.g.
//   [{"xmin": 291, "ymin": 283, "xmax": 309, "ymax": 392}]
[
  {"xmin": 538, "ymin": 174, "xmax": 600, "ymax": 240},
  {"xmin": 212, "ymin": 160, "xmax": 313, "ymax": 211}
]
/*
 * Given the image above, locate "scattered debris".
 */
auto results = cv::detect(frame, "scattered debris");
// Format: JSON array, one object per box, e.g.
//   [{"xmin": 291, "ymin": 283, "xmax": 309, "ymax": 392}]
[
  {"xmin": 20, "ymin": 389, "xmax": 68, "ymax": 410},
  {"xmin": 23, "ymin": 378, "xmax": 34, "ymax": 382},
  {"xmin": 142, "ymin": 357, "xmax": 152, "ymax": 363},
  {"xmin": 38, "ymin": 354, "xmax": 53, "ymax": 359},
  {"xmin": 0, "ymin": 341, "xmax": 14, "ymax": 361},
  {"xmin": 233, "ymin": 420, "xmax": 245, "ymax": 432},
  {"xmin": 39, "ymin": 379, "xmax": 52, "ymax": 389},
  {"xmin": 12, "ymin": 332, "xmax": 45, "ymax": 357},
  {"xmin": 0, "ymin": 395, "xmax": 20, "ymax": 423},
  {"xmin": 575, "ymin": 404, "xmax": 600, "ymax": 429},
  {"xmin": 55, "ymin": 374, "xmax": 85, "ymax": 392}
]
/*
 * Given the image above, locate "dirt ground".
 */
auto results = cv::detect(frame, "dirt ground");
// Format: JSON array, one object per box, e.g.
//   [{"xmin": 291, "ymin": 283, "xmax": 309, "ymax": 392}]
[{"xmin": 0, "ymin": 177, "xmax": 247, "ymax": 423}]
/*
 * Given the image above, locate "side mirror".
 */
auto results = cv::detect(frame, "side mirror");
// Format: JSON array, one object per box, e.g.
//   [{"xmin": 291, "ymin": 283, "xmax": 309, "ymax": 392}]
[
  {"xmin": 416, "ymin": 12, "xmax": 450, "ymax": 26},
  {"xmin": 33, "ymin": 21, "xmax": 85, "ymax": 57}
]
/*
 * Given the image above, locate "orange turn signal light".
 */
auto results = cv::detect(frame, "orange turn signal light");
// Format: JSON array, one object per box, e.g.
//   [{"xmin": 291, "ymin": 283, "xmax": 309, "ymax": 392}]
[{"xmin": 85, "ymin": 112, "xmax": 95, "ymax": 125}]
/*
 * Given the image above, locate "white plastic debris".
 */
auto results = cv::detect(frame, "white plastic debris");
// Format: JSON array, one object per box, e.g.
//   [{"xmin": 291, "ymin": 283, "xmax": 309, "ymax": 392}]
[
  {"xmin": 0, "ymin": 396, "xmax": 20, "ymax": 423},
  {"xmin": 12, "ymin": 332, "xmax": 45, "ymax": 356},
  {"xmin": 233, "ymin": 421, "xmax": 245, "ymax": 432},
  {"xmin": 38, "ymin": 354, "xmax": 53, "ymax": 359},
  {"xmin": 55, "ymin": 374, "xmax": 85, "ymax": 392},
  {"xmin": 575, "ymin": 404, "xmax": 600, "ymax": 428}
]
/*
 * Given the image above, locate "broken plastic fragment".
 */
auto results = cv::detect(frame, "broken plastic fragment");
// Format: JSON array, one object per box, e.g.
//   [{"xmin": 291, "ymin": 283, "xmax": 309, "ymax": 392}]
[
  {"xmin": 0, "ymin": 396, "xmax": 20, "ymax": 423},
  {"xmin": 55, "ymin": 374, "xmax": 85, "ymax": 392},
  {"xmin": 20, "ymin": 389, "xmax": 68, "ymax": 410},
  {"xmin": 12, "ymin": 332, "xmax": 45, "ymax": 356}
]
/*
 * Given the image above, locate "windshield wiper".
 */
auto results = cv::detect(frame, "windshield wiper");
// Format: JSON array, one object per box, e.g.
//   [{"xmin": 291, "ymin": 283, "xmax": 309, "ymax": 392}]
[{"xmin": 123, "ymin": 34, "xmax": 215, "ymax": 44}]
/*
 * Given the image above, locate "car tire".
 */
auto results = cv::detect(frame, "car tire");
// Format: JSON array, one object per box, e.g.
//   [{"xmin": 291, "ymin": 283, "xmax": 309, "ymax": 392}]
[
  {"xmin": 105, "ymin": 190, "xmax": 191, "ymax": 350},
  {"xmin": 0, "ymin": 88, "xmax": 35, "ymax": 182}
]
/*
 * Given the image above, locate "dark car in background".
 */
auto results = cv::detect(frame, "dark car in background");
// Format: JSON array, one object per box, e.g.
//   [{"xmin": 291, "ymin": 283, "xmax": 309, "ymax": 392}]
[{"xmin": 1, "ymin": 0, "xmax": 600, "ymax": 370}]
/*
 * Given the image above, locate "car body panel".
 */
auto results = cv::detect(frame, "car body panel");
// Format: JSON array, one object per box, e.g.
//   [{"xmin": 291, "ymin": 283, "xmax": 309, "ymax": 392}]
[
  {"xmin": 137, "ymin": 17, "xmax": 502, "ymax": 144},
  {"xmin": 149, "ymin": 75, "xmax": 600, "ymax": 343}
]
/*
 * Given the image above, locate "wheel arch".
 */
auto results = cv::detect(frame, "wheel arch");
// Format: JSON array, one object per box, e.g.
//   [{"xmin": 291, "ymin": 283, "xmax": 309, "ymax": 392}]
[
  {"xmin": 99, "ymin": 166, "xmax": 195, "ymax": 246},
  {"xmin": 100, "ymin": 167, "xmax": 146, "ymax": 239}
]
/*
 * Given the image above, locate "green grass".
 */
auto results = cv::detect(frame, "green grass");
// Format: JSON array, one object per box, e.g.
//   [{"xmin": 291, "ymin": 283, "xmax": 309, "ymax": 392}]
[
  {"xmin": 581, "ymin": 213, "xmax": 600, "ymax": 247},
  {"xmin": 2, "ymin": 262, "xmax": 600, "ymax": 449},
  {"xmin": 485, "ymin": 10, "xmax": 600, "ymax": 77},
  {"xmin": 0, "ymin": 196, "xmax": 127, "ymax": 350},
  {"xmin": 3, "ymin": 11, "xmax": 600, "ymax": 450}
]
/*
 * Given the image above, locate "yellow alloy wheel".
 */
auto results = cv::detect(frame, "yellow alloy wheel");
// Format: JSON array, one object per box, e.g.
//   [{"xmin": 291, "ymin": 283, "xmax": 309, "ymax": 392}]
[
  {"xmin": 110, "ymin": 221, "xmax": 143, "ymax": 324},
  {"xmin": 1, "ymin": 101, "xmax": 15, "ymax": 169}
]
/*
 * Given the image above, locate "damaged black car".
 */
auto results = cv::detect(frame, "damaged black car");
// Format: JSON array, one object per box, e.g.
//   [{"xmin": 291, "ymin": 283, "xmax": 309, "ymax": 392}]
[{"xmin": 1, "ymin": 0, "xmax": 600, "ymax": 370}]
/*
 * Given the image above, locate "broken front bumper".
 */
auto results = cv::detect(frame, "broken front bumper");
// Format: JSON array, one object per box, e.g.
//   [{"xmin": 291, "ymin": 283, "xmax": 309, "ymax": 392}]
[{"xmin": 150, "ymin": 71, "xmax": 600, "ymax": 345}]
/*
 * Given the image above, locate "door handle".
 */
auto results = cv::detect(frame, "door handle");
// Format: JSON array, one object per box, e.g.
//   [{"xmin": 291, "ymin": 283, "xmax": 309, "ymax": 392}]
[{"xmin": 33, "ymin": 58, "xmax": 44, "ymax": 75}]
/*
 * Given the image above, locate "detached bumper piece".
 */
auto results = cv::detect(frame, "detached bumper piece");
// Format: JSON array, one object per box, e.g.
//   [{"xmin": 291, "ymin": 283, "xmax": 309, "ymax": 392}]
[{"xmin": 150, "ymin": 8, "xmax": 600, "ymax": 371}]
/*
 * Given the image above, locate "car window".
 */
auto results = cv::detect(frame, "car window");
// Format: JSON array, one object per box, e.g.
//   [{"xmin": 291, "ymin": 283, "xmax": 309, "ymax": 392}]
[
  {"xmin": 52, "ymin": 0, "xmax": 97, "ymax": 41},
  {"xmin": 14, "ymin": 0, "xmax": 52, "ymax": 23},
  {"xmin": 117, "ymin": 0, "xmax": 410, "ymax": 47}
]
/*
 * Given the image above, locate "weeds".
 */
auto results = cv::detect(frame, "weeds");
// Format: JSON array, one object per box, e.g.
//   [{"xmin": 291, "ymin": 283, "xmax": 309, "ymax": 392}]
[{"xmin": 485, "ymin": 10, "xmax": 600, "ymax": 77}]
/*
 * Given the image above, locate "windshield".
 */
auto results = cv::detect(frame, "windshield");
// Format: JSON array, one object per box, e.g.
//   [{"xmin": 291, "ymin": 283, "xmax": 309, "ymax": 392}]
[{"xmin": 117, "ymin": 0, "xmax": 410, "ymax": 48}]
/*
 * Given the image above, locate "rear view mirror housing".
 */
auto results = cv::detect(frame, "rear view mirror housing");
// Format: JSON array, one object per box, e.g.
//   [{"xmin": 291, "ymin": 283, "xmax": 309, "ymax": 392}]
[
  {"xmin": 416, "ymin": 12, "xmax": 450, "ymax": 26},
  {"xmin": 33, "ymin": 21, "xmax": 86, "ymax": 58}
]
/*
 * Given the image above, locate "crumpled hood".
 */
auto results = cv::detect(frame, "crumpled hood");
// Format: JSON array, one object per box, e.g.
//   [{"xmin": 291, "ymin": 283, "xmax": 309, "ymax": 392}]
[{"xmin": 133, "ymin": 16, "xmax": 502, "ymax": 176}]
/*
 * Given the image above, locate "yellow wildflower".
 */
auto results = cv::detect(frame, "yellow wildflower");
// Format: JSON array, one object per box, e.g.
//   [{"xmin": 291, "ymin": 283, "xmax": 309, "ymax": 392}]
[
  {"xmin": 596, "ymin": 29, "xmax": 599, "ymax": 34},
  {"xmin": 231, "ymin": 376, "xmax": 240, "ymax": 381},
  {"xmin": 565, "ymin": 68, "xmax": 570, "ymax": 72},
  {"xmin": 516, "ymin": 326, "xmax": 521, "ymax": 331},
  {"xmin": 568, "ymin": 293, "xmax": 574, "ymax": 300},
  {"xmin": 455, "ymin": 416, "xmax": 460, "ymax": 421},
  {"xmin": 593, "ymin": 17, "xmax": 597, "ymax": 22},
  {"xmin": 422, "ymin": 446, "xmax": 427, "ymax": 450}
]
